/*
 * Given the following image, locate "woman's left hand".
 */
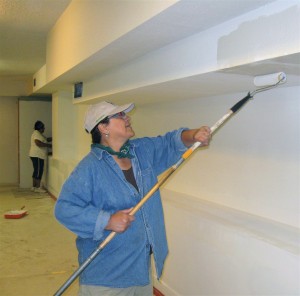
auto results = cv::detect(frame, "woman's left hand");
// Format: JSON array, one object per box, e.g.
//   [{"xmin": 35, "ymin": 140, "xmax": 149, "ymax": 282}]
[{"xmin": 193, "ymin": 126, "xmax": 211, "ymax": 146}]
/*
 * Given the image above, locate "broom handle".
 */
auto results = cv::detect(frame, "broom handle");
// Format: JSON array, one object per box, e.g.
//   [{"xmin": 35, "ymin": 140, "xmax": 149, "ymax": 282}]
[{"xmin": 53, "ymin": 92, "xmax": 252, "ymax": 296}]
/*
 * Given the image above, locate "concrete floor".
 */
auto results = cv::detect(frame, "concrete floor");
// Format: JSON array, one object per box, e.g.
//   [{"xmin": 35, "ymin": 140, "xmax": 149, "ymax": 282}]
[{"xmin": 0, "ymin": 186, "xmax": 79, "ymax": 296}]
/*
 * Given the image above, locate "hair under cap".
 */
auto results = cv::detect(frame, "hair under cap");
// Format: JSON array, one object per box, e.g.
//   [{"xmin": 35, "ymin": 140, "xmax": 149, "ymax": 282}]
[{"xmin": 84, "ymin": 101, "xmax": 134, "ymax": 133}]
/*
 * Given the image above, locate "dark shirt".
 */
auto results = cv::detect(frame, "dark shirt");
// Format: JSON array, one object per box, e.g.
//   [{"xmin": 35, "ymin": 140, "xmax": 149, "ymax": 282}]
[{"xmin": 123, "ymin": 166, "xmax": 139, "ymax": 192}]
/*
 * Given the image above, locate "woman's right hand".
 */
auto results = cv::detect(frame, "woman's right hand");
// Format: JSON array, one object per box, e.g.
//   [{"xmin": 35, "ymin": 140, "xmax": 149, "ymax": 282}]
[{"xmin": 105, "ymin": 208, "xmax": 135, "ymax": 233}]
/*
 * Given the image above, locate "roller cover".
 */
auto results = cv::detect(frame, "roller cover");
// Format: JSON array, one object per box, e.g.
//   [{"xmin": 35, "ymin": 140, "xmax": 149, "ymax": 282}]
[{"xmin": 254, "ymin": 72, "xmax": 286, "ymax": 87}]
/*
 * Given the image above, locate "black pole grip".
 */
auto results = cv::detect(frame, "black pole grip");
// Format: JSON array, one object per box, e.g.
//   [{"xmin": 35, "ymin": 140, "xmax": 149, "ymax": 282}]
[{"xmin": 230, "ymin": 92, "xmax": 252, "ymax": 113}]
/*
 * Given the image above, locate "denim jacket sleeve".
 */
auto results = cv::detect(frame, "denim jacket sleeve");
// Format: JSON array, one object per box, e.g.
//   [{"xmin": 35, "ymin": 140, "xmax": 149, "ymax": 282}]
[
  {"xmin": 136, "ymin": 128, "xmax": 188, "ymax": 176},
  {"xmin": 54, "ymin": 155, "xmax": 112, "ymax": 241}
]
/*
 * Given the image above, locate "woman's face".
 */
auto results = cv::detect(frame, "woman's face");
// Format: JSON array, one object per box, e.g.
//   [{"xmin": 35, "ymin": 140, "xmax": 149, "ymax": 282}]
[{"xmin": 104, "ymin": 113, "xmax": 135, "ymax": 142}]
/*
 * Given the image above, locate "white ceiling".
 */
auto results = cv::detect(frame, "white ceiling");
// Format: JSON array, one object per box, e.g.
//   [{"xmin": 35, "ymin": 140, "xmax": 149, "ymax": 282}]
[
  {"xmin": 0, "ymin": 0, "xmax": 71, "ymax": 76},
  {"xmin": 0, "ymin": 0, "xmax": 299, "ymax": 99}
]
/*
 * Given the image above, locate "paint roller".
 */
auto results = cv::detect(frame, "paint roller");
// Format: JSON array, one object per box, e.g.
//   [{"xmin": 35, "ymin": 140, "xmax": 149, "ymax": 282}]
[
  {"xmin": 53, "ymin": 72, "xmax": 287, "ymax": 296},
  {"xmin": 254, "ymin": 72, "xmax": 286, "ymax": 87}
]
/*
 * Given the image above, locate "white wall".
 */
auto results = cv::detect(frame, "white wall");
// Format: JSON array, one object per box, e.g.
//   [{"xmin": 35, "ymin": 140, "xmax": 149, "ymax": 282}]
[
  {"xmin": 0, "ymin": 97, "xmax": 18, "ymax": 185},
  {"xmin": 47, "ymin": 91, "xmax": 90, "ymax": 197},
  {"xmin": 129, "ymin": 86, "xmax": 299, "ymax": 295},
  {"xmin": 45, "ymin": 0, "xmax": 178, "ymax": 84},
  {"xmin": 81, "ymin": 0, "xmax": 300, "ymax": 104},
  {"xmin": 19, "ymin": 100, "xmax": 52, "ymax": 188},
  {"xmin": 155, "ymin": 189, "xmax": 299, "ymax": 295},
  {"xmin": 133, "ymin": 86, "xmax": 300, "ymax": 229}
]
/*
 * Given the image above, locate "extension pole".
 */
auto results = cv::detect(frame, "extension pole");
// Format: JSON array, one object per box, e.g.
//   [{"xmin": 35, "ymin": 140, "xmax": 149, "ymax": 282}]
[{"xmin": 53, "ymin": 92, "xmax": 252, "ymax": 296}]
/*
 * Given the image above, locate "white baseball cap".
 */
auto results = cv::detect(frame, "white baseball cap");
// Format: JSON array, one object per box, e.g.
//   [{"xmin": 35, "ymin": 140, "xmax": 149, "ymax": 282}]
[{"xmin": 84, "ymin": 101, "xmax": 135, "ymax": 133}]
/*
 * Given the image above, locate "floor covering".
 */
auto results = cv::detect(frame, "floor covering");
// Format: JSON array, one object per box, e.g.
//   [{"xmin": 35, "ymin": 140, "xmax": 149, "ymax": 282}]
[{"xmin": 0, "ymin": 186, "xmax": 78, "ymax": 296}]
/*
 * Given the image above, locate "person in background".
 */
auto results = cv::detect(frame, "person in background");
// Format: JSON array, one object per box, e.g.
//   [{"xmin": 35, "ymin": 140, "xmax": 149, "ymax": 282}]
[
  {"xmin": 29, "ymin": 120, "xmax": 52, "ymax": 193},
  {"xmin": 55, "ymin": 101, "xmax": 211, "ymax": 296}
]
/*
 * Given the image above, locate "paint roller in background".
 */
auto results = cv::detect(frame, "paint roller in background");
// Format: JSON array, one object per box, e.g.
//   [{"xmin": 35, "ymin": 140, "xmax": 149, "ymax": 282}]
[{"xmin": 53, "ymin": 71, "xmax": 287, "ymax": 296}]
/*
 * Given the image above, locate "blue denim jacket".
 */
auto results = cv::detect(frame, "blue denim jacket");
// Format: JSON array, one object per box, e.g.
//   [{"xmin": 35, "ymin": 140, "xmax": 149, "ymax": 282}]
[{"xmin": 54, "ymin": 128, "xmax": 188, "ymax": 288}]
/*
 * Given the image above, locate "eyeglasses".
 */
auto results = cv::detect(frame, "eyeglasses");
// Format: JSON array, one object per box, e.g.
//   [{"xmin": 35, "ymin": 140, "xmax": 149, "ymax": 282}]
[{"xmin": 108, "ymin": 111, "xmax": 127, "ymax": 119}]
